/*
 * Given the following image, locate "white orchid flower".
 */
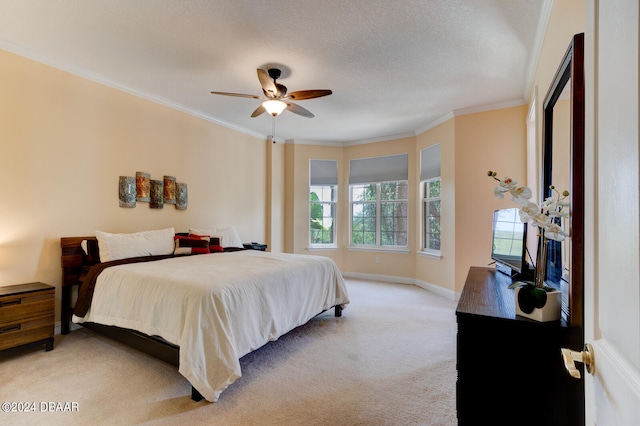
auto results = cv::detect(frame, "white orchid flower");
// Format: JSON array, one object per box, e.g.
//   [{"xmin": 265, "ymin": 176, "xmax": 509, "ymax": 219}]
[
  {"xmin": 500, "ymin": 177, "xmax": 517, "ymax": 190},
  {"xmin": 510, "ymin": 186, "xmax": 532, "ymax": 204},
  {"xmin": 493, "ymin": 185, "xmax": 509, "ymax": 199},
  {"xmin": 548, "ymin": 208, "xmax": 570, "ymax": 219},
  {"xmin": 544, "ymin": 223, "xmax": 569, "ymax": 241},
  {"xmin": 518, "ymin": 201, "xmax": 542, "ymax": 223}
]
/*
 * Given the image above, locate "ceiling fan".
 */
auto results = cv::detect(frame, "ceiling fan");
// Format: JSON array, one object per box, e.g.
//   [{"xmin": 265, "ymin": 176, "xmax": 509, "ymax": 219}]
[{"xmin": 211, "ymin": 68, "xmax": 332, "ymax": 118}]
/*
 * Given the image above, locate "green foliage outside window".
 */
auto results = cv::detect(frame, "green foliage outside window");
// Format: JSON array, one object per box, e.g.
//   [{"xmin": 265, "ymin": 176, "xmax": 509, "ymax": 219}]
[
  {"xmin": 310, "ymin": 187, "xmax": 335, "ymax": 244},
  {"xmin": 351, "ymin": 182, "xmax": 408, "ymax": 247},
  {"xmin": 424, "ymin": 179, "xmax": 441, "ymax": 251}
]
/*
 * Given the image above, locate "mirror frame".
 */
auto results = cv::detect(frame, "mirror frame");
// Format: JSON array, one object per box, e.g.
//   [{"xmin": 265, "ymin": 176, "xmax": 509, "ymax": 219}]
[{"xmin": 542, "ymin": 33, "xmax": 585, "ymax": 328}]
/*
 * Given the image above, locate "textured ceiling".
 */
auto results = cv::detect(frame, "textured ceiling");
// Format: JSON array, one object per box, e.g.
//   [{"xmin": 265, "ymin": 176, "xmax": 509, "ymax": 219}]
[{"xmin": 0, "ymin": 0, "xmax": 550, "ymax": 143}]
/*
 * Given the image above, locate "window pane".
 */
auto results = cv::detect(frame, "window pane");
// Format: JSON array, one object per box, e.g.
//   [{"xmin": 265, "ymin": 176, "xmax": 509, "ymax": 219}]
[
  {"xmin": 362, "ymin": 203, "xmax": 376, "ymax": 217},
  {"xmin": 380, "ymin": 182, "xmax": 396, "ymax": 200},
  {"xmin": 381, "ymin": 201, "xmax": 408, "ymax": 246},
  {"xmin": 310, "ymin": 185, "xmax": 336, "ymax": 245},
  {"xmin": 311, "ymin": 185, "xmax": 336, "ymax": 202},
  {"xmin": 380, "ymin": 181, "xmax": 408, "ymax": 200},
  {"xmin": 364, "ymin": 217, "xmax": 376, "ymax": 232},
  {"xmin": 350, "ymin": 180, "xmax": 407, "ymax": 248},
  {"xmin": 428, "ymin": 180, "xmax": 441, "ymax": 197},
  {"xmin": 429, "ymin": 199, "xmax": 441, "ymax": 216},
  {"xmin": 351, "ymin": 185, "xmax": 365, "ymax": 201},
  {"xmin": 364, "ymin": 184, "xmax": 377, "ymax": 201},
  {"xmin": 352, "ymin": 184, "xmax": 377, "ymax": 202},
  {"xmin": 429, "ymin": 233, "xmax": 441, "ymax": 250},
  {"xmin": 424, "ymin": 197, "xmax": 441, "ymax": 251}
]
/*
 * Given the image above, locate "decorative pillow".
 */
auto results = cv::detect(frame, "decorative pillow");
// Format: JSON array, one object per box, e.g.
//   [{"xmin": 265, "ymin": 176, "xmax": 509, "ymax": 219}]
[
  {"xmin": 95, "ymin": 227, "xmax": 175, "ymax": 262},
  {"xmin": 189, "ymin": 227, "xmax": 243, "ymax": 248},
  {"xmin": 189, "ymin": 233, "xmax": 224, "ymax": 253},
  {"xmin": 174, "ymin": 236, "xmax": 210, "ymax": 255}
]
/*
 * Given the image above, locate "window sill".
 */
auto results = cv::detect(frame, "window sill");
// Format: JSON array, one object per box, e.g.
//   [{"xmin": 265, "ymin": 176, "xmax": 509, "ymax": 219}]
[
  {"xmin": 307, "ymin": 245, "xmax": 339, "ymax": 251},
  {"xmin": 418, "ymin": 250, "xmax": 442, "ymax": 259},
  {"xmin": 348, "ymin": 246, "xmax": 410, "ymax": 255}
]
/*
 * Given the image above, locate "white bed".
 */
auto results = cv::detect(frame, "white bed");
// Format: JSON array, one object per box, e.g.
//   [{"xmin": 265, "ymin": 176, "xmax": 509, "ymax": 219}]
[{"xmin": 71, "ymin": 249, "xmax": 349, "ymax": 402}]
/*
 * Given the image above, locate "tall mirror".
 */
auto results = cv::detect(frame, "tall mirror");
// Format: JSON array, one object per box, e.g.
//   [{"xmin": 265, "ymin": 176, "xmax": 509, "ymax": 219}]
[{"xmin": 541, "ymin": 33, "xmax": 585, "ymax": 328}]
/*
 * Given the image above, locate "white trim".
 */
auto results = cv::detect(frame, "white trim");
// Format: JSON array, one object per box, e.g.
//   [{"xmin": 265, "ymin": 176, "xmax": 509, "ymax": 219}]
[
  {"xmin": 523, "ymin": 0, "xmax": 554, "ymax": 100},
  {"xmin": 415, "ymin": 99, "xmax": 528, "ymax": 137},
  {"xmin": 286, "ymin": 138, "xmax": 346, "ymax": 146},
  {"xmin": 415, "ymin": 279, "xmax": 458, "ymax": 301},
  {"xmin": 418, "ymin": 250, "xmax": 442, "ymax": 259},
  {"xmin": 347, "ymin": 246, "xmax": 410, "ymax": 255},
  {"xmin": 342, "ymin": 272, "xmax": 415, "ymax": 285},
  {"xmin": 414, "ymin": 112, "xmax": 456, "ymax": 135},
  {"xmin": 343, "ymin": 132, "xmax": 417, "ymax": 146},
  {"xmin": 306, "ymin": 245, "xmax": 338, "ymax": 251},
  {"xmin": 452, "ymin": 98, "xmax": 526, "ymax": 117}
]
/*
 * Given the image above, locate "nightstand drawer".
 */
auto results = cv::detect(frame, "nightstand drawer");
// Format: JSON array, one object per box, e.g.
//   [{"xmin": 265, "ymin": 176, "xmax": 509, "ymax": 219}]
[
  {"xmin": 0, "ymin": 315, "xmax": 54, "ymax": 351},
  {"xmin": 0, "ymin": 289, "xmax": 55, "ymax": 324}
]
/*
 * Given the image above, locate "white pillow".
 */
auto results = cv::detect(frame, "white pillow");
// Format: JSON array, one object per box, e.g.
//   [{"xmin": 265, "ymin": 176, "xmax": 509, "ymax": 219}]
[
  {"xmin": 189, "ymin": 226, "xmax": 243, "ymax": 248},
  {"xmin": 95, "ymin": 227, "xmax": 175, "ymax": 262}
]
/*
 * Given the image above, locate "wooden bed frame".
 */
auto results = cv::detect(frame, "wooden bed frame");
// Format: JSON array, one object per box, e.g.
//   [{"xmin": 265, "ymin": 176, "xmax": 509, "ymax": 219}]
[{"xmin": 60, "ymin": 236, "xmax": 342, "ymax": 401}]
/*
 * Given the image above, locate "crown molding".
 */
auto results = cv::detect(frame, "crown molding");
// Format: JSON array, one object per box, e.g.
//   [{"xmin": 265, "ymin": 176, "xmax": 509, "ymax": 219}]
[
  {"xmin": 523, "ymin": 0, "xmax": 554, "ymax": 101},
  {"xmin": 414, "ymin": 112, "xmax": 456, "ymax": 135},
  {"xmin": 452, "ymin": 98, "xmax": 527, "ymax": 117}
]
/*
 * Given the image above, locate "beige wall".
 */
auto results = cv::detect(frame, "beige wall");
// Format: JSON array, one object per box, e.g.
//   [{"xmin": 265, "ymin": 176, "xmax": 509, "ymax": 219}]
[
  {"xmin": 0, "ymin": 48, "xmax": 268, "ymax": 322},
  {"xmin": 415, "ymin": 119, "xmax": 455, "ymax": 292},
  {"xmin": 266, "ymin": 140, "xmax": 285, "ymax": 253},
  {"xmin": 454, "ymin": 106, "xmax": 528, "ymax": 291}
]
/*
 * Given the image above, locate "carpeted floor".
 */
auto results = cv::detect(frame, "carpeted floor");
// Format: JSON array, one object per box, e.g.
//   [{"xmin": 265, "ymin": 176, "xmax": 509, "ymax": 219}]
[{"xmin": 0, "ymin": 278, "xmax": 458, "ymax": 425}]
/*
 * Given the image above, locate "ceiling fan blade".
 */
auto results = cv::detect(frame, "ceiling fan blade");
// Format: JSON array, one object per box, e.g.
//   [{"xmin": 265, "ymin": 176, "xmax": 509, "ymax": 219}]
[
  {"xmin": 257, "ymin": 69, "xmax": 279, "ymax": 98},
  {"xmin": 284, "ymin": 89, "xmax": 333, "ymax": 101},
  {"xmin": 210, "ymin": 91, "xmax": 262, "ymax": 99},
  {"xmin": 285, "ymin": 102, "xmax": 314, "ymax": 118},
  {"xmin": 251, "ymin": 105, "xmax": 266, "ymax": 118}
]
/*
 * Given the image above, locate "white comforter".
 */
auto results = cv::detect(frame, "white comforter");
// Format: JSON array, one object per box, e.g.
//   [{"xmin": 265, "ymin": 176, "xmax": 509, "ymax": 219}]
[{"xmin": 73, "ymin": 250, "xmax": 349, "ymax": 402}]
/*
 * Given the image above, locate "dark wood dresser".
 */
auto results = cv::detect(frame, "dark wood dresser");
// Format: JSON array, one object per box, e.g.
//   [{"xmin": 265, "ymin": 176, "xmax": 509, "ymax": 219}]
[
  {"xmin": 456, "ymin": 267, "xmax": 584, "ymax": 426},
  {"xmin": 0, "ymin": 282, "xmax": 54, "ymax": 352}
]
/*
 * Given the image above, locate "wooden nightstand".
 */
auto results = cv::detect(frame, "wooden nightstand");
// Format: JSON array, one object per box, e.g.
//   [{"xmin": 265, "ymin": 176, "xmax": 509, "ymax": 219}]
[{"xmin": 0, "ymin": 282, "xmax": 55, "ymax": 352}]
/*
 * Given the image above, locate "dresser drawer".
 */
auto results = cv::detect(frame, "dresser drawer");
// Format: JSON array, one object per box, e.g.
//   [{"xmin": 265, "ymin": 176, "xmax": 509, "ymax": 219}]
[
  {"xmin": 0, "ymin": 315, "xmax": 54, "ymax": 351},
  {"xmin": 0, "ymin": 289, "xmax": 55, "ymax": 323}
]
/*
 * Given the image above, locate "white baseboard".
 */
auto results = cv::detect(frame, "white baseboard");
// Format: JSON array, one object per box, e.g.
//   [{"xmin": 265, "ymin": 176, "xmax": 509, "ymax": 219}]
[
  {"xmin": 342, "ymin": 272, "xmax": 458, "ymax": 301},
  {"xmin": 415, "ymin": 279, "xmax": 458, "ymax": 301}
]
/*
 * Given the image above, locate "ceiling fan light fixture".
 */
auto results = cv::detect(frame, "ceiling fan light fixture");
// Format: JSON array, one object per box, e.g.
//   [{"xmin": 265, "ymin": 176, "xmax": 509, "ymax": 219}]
[{"xmin": 262, "ymin": 99, "xmax": 287, "ymax": 116}]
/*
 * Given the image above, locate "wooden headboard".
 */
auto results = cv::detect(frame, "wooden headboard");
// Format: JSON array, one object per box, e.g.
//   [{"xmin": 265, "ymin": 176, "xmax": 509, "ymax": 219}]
[{"xmin": 60, "ymin": 236, "xmax": 95, "ymax": 334}]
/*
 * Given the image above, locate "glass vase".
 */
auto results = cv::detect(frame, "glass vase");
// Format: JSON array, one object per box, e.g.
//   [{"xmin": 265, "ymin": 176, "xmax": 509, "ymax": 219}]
[{"xmin": 535, "ymin": 233, "xmax": 548, "ymax": 288}]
